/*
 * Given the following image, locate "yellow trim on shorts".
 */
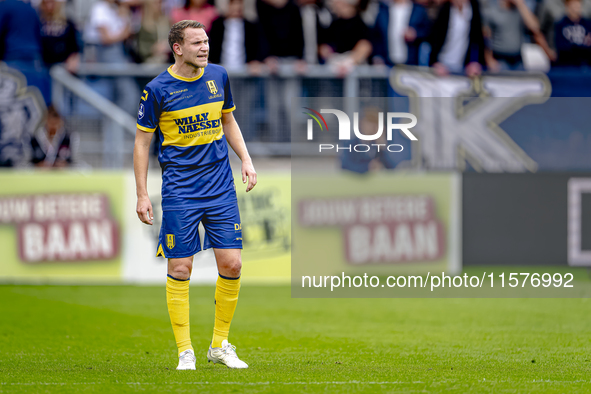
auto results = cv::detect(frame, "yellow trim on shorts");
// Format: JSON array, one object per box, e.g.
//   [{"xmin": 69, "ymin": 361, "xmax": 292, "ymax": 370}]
[{"xmin": 156, "ymin": 244, "xmax": 166, "ymax": 258}]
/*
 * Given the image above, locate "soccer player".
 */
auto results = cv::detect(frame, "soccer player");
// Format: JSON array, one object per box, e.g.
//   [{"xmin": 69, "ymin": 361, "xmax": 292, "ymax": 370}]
[{"xmin": 133, "ymin": 20, "xmax": 257, "ymax": 370}]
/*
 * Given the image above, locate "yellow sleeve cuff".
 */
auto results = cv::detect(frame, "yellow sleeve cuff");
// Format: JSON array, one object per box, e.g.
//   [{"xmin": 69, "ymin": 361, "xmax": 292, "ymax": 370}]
[
  {"xmin": 221, "ymin": 106, "xmax": 236, "ymax": 113},
  {"xmin": 136, "ymin": 123, "xmax": 156, "ymax": 132}
]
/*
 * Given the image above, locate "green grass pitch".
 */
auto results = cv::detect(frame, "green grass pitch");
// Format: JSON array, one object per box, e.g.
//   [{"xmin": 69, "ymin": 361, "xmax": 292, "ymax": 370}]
[{"xmin": 1, "ymin": 285, "xmax": 591, "ymax": 393}]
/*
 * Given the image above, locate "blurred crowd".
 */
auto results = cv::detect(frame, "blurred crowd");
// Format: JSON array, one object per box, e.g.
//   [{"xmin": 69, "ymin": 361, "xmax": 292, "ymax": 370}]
[
  {"xmin": 1, "ymin": 0, "xmax": 590, "ymax": 80},
  {"xmin": 0, "ymin": 0, "xmax": 590, "ymax": 168}
]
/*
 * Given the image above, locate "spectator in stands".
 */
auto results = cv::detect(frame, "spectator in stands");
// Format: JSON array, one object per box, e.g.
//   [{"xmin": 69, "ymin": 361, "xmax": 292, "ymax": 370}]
[
  {"xmin": 83, "ymin": 0, "xmax": 138, "ymax": 115},
  {"xmin": 297, "ymin": 0, "xmax": 333, "ymax": 65},
  {"xmin": 83, "ymin": 0, "xmax": 132, "ymax": 63},
  {"xmin": 209, "ymin": 0, "xmax": 258, "ymax": 22},
  {"xmin": 30, "ymin": 105, "xmax": 79, "ymax": 168},
  {"xmin": 38, "ymin": 0, "xmax": 81, "ymax": 72},
  {"xmin": 0, "ymin": 0, "xmax": 51, "ymax": 105},
  {"xmin": 429, "ymin": 0, "xmax": 486, "ymax": 76},
  {"xmin": 210, "ymin": 0, "xmax": 263, "ymax": 140},
  {"xmin": 126, "ymin": 0, "xmax": 150, "ymax": 60},
  {"xmin": 483, "ymin": 0, "xmax": 555, "ymax": 71},
  {"xmin": 371, "ymin": 0, "xmax": 431, "ymax": 66},
  {"xmin": 554, "ymin": 0, "xmax": 591, "ymax": 65},
  {"xmin": 163, "ymin": 0, "xmax": 184, "ymax": 15},
  {"xmin": 538, "ymin": 0, "xmax": 591, "ymax": 52},
  {"xmin": 136, "ymin": 0, "xmax": 171, "ymax": 63},
  {"xmin": 209, "ymin": 0, "xmax": 260, "ymax": 69},
  {"xmin": 256, "ymin": 0, "xmax": 305, "ymax": 141},
  {"xmin": 257, "ymin": 0, "xmax": 305, "ymax": 72},
  {"xmin": 170, "ymin": 0, "xmax": 219, "ymax": 31},
  {"xmin": 319, "ymin": 0, "xmax": 373, "ymax": 75},
  {"xmin": 358, "ymin": 0, "xmax": 380, "ymax": 27}
]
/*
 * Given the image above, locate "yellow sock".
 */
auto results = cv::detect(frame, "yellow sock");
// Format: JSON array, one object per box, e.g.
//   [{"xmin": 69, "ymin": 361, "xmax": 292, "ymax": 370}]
[
  {"xmin": 166, "ymin": 275, "xmax": 193, "ymax": 355},
  {"xmin": 212, "ymin": 274, "xmax": 241, "ymax": 348}
]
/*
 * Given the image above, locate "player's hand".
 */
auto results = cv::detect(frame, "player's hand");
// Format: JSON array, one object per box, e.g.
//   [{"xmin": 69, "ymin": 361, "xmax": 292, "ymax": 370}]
[
  {"xmin": 242, "ymin": 161, "xmax": 257, "ymax": 193},
  {"xmin": 136, "ymin": 195, "xmax": 154, "ymax": 225}
]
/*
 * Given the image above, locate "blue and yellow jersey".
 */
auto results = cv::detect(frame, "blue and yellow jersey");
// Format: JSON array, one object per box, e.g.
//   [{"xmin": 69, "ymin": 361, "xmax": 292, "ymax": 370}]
[{"xmin": 137, "ymin": 64, "xmax": 236, "ymax": 211}]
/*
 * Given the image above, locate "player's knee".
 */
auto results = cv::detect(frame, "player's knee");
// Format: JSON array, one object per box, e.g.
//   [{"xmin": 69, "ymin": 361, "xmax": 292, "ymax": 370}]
[
  {"xmin": 228, "ymin": 261, "xmax": 242, "ymax": 277},
  {"xmin": 168, "ymin": 260, "xmax": 192, "ymax": 280},
  {"xmin": 169, "ymin": 267, "xmax": 191, "ymax": 280},
  {"xmin": 220, "ymin": 257, "xmax": 242, "ymax": 278}
]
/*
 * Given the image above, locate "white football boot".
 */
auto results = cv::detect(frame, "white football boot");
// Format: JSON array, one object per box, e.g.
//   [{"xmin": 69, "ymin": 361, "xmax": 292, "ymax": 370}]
[
  {"xmin": 177, "ymin": 349, "xmax": 196, "ymax": 370},
  {"xmin": 207, "ymin": 340, "xmax": 248, "ymax": 369}
]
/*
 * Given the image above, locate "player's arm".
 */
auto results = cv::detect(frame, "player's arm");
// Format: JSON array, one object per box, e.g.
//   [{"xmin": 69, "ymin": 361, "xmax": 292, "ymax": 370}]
[
  {"xmin": 222, "ymin": 112, "xmax": 257, "ymax": 192},
  {"xmin": 133, "ymin": 129, "xmax": 154, "ymax": 225}
]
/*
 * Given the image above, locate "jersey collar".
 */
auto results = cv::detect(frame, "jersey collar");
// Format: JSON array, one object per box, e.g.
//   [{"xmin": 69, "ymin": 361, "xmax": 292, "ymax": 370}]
[{"xmin": 167, "ymin": 65, "xmax": 205, "ymax": 82}]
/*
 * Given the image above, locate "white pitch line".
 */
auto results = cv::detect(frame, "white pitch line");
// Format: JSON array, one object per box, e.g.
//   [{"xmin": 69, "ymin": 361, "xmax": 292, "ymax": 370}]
[
  {"xmin": 1, "ymin": 382, "xmax": 410, "ymax": 386},
  {"xmin": 3, "ymin": 380, "xmax": 591, "ymax": 386}
]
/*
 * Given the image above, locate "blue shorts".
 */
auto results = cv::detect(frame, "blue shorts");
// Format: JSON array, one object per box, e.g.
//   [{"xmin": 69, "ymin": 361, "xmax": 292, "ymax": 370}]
[{"xmin": 156, "ymin": 201, "xmax": 242, "ymax": 258}]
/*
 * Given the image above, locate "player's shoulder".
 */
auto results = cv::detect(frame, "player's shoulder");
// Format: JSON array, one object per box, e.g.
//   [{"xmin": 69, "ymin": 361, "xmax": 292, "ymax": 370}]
[
  {"xmin": 204, "ymin": 63, "xmax": 229, "ymax": 80},
  {"xmin": 144, "ymin": 68, "xmax": 175, "ymax": 96},
  {"xmin": 205, "ymin": 63, "xmax": 228, "ymax": 74}
]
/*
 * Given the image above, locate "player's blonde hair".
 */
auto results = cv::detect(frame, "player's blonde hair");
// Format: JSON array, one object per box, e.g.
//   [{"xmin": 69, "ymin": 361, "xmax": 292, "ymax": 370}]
[{"xmin": 168, "ymin": 20, "xmax": 206, "ymax": 53}]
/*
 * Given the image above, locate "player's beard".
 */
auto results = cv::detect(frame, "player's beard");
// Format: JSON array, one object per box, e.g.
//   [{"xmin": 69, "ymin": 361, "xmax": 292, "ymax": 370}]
[{"xmin": 187, "ymin": 55, "xmax": 208, "ymax": 70}]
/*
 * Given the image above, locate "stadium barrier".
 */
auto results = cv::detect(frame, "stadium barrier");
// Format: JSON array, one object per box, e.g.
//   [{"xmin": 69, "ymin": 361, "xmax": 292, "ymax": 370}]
[
  {"xmin": 463, "ymin": 173, "xmax": 591, "ymax": 267},
  {"xmin": 4, "ymin": 169, "xmax": 591, "ymax": 285},
  {"xmin": 49, "ymin": 64, "xmax": 390, "ymax": 167},
  {"xmin": 0, "ymin": 169, "xmax": 464, "ymax": 285},
  {"xmin": 0, "ymin": 170, "xmax": 290, "ymax": 285},
  {"xmin": 47, "ymin": 64, "xmax": 591, "ymax": 170},
  {"xmin": 291, "ymin": 171, "xmax": 462, "ymax": 296}
]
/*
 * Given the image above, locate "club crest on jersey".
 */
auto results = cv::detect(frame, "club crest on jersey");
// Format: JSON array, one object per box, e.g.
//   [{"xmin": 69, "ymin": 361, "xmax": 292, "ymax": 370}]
[
  {"xmin": 167, "ymin": 234, "xmax": 175, "ymax": 249},
  {"xmin": 206, "ymin": 80, "xmax": 218, "ymax": 95}
]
